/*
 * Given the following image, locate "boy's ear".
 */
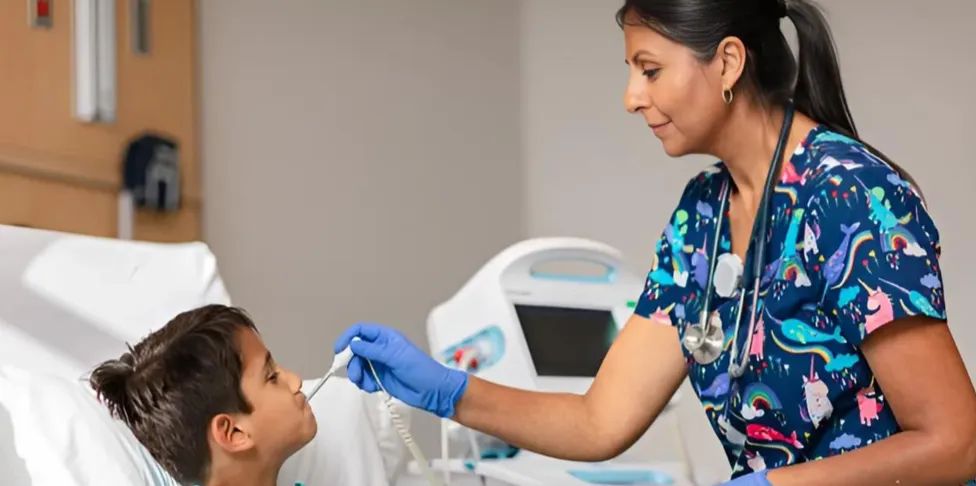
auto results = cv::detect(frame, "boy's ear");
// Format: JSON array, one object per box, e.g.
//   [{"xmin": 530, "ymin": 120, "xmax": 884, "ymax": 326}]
[{"xmin": 209, "ymin": 413, "xmax": 255, "ymax": 453}]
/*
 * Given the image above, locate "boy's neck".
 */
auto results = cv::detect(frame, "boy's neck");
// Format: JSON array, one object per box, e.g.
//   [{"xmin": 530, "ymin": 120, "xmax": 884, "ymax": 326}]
[{"xmin": 206, "ymin": 461, "xmax": 280, "ymax": 486}]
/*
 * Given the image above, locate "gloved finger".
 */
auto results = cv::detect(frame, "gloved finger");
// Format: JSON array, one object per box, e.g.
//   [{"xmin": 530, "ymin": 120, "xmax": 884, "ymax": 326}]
[
  {"xmin": 360, "ymin": 376, "xmax": 380, "ymax": 393},
  {"xmin": 334, "ymin": 322, "xmax": 392, "ymax": 353},
  {"xmin": 360, "ymin": 360, "xmax": 385, "ymax": 383},
  {"xmin": 347, "ymin": 356, "xmax": 365, "ymax": 383},
  {"xmin": 356, "ymin": 366, "xmax": 381, "ymax": 393},
  {"xmin": 349, "ymin": 337, "xmax": 393, "ymax": 363},
  {"xmin": 369, "ymin": 362, "xmax": 392, "ymax": 382},
  {"xmin": 334, "ymin": 323, "xmax": 364, "ymax": 353}
]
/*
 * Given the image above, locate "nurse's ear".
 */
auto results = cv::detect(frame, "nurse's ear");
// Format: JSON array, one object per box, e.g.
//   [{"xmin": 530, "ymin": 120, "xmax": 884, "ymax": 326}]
[{"xmin": 715, "ymin": 36, "xmax": 747, "ymax": 95}]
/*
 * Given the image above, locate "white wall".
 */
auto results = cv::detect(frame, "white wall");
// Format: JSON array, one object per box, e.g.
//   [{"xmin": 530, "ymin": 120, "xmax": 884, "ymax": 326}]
[
  {"xmin": 198, "ymin": 0, "xmax": 524, "ymax": 452},
  {"xmin": 201, "ymin": 0, "xmax": 975, "ymax": 478}
]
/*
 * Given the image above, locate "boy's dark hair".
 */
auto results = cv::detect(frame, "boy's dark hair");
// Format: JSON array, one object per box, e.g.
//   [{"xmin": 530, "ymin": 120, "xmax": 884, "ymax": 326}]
[{"xmin": 89, "ymin": 304, "xmax": 257, "ymax": 485}]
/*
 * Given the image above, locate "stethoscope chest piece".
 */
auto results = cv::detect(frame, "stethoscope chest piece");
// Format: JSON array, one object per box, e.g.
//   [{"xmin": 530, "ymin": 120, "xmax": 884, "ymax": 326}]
[{"xmin": 683, "ymin": 312, "xmax": 725, "ymax": 365}]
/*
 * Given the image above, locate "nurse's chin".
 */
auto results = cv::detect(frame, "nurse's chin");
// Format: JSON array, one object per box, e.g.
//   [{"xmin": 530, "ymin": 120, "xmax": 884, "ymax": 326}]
[{"xmin": 656, "ymin": 135, "xmax": 696, "ymax": 159}]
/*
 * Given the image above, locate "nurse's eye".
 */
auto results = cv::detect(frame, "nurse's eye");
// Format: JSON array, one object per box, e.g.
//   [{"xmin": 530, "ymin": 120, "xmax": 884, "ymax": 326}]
[{"xmin": 642, "ymin": 68, "xmax": 660, "ymax": 80}]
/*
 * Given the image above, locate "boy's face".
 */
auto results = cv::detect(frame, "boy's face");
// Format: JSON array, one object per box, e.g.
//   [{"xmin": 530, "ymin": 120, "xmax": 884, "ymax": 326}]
[{"xmin": 213, "ymin": 327, "xmax": 317, "ymax": 463}]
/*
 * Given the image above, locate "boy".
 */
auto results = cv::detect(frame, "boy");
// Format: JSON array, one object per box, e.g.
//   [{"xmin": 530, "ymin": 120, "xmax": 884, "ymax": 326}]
[{"xmin": 89, "ymin": 304, "xmax": 318, "ymax": 486}]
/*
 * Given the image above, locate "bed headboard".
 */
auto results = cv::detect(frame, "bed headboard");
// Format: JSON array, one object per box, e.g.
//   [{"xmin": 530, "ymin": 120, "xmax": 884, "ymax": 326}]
[{"xmin": 0, "ymin": 224, "xmax": 230, "ymax": 380}]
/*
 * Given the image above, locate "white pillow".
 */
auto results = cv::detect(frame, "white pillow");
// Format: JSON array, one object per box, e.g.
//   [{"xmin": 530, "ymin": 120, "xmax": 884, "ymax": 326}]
[
  {"xmin": 0, "ymin": 225, "xmax": 231, "ymax": 380},
  {"xmin": 0, "ymin": 365, "xmax": 393, "ymax": 486},
  {"xmin": 0, "ymin": 365, "xmax": 179, "ymax": 486}
]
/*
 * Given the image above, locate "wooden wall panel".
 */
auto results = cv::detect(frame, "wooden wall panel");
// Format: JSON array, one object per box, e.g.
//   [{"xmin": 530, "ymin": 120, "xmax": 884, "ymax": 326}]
[
  {"xmin": 0, "ymin": 0, "xmax": 200, "ymax": 242},
  {"xmin": 0, "ymin": 171, "xmax": 117, "ymax": 237}
]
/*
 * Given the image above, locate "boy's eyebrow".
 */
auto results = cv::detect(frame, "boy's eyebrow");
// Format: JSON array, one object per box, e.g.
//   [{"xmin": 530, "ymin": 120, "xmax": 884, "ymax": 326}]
[{"xmin": 263, "ymin": 351, "xmax": 274, "ymax": 372}]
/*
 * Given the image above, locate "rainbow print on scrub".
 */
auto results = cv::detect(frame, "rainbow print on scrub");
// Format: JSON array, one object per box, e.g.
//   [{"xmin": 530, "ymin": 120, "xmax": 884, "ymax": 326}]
[{"xmin": 634, "ymin": 126, "xmax": 962, "ymax": 481}]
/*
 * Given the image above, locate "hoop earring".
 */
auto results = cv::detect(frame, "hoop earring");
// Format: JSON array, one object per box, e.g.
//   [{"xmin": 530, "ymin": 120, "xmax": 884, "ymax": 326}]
[{"xmin": 722, "ymin": 88, "xmax": 734, "ymax": 105}]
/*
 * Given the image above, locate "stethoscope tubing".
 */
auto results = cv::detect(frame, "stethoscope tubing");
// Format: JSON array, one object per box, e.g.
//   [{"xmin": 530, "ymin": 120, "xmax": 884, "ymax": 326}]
[{"xmin": 686, "ymin": 102, "xmax": 796, "ymax": 376}]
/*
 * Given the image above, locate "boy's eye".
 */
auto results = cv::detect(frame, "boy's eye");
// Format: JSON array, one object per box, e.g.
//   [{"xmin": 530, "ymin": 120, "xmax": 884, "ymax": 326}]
[{"xmin": 268, "ymin": 371, "xmax": 280, "ymax": 383}]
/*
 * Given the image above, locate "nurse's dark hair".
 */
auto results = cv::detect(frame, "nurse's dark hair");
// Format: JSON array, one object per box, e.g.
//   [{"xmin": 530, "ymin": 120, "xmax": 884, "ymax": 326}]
[
  {"xmin": 88, "ymin": 304, "xmax": 257, "ymax": 486},
  {"xmin": 616, "ymin": 0, "xmax": 922, "ymax": 198}
]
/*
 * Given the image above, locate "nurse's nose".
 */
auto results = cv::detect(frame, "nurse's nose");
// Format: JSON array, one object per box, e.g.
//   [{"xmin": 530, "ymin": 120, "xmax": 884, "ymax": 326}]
[{"xmin": 624, "ymin": 73, "xmax": 650, "ymax": 114}]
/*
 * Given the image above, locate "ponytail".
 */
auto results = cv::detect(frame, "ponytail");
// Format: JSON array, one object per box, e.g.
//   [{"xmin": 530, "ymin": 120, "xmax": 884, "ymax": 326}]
[{"xmin": 785, "ymin": 0, "xmax": 857, "ymax": 138}]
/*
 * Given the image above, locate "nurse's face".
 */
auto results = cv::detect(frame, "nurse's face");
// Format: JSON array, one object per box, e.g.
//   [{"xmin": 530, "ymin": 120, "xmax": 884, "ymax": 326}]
[{"xmin": 622, "ymin": 21, "xmax": 730, "ymax": 158}]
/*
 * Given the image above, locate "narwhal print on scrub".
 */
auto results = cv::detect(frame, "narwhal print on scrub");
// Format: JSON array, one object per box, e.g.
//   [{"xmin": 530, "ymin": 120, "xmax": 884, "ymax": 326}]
[{"xmin": 635, "ymin": 125, "xmax": 946, "ymax": 475}]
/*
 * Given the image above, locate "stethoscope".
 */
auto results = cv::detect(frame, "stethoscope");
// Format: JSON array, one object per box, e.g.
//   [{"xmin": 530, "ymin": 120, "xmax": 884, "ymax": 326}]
[{"xmin": 682, "ymin": 101, "xmax": 795, "ymax": 378}]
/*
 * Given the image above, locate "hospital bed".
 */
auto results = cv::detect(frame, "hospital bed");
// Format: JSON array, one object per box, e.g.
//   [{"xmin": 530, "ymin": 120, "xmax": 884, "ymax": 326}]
[{"xmin": 0, "ymin": 224, "xmax": 410, "ymax": 486}]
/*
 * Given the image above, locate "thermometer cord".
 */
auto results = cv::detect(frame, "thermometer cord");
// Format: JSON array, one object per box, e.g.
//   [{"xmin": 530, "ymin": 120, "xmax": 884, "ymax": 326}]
[
  {"xmin": 306, "ymin": 342, "xmax": 443, "ymax": 486},
  {"xmin": 364, "ymin": 357, "xmax": 445, "ymax": 486}
]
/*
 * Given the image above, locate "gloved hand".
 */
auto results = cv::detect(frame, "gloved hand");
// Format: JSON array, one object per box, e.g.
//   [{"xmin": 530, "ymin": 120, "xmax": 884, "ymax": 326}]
[
  {"xmin": 334, "ymin": 323, "xmax": 468, "ymax": 419},
  {"xmin": 721, "ymin": 471, "xmax": 772, "ymax": 486}
]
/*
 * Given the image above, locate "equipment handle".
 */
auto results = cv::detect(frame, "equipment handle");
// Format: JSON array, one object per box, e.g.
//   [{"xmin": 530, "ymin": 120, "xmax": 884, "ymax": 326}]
[{"xmin": 507, "ymin": 237, "xmax": 625, "ymax": 284}]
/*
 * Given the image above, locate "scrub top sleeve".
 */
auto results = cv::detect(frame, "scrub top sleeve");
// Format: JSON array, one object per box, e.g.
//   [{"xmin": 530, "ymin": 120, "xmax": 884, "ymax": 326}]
[
  {"xmin": 633, "ymin": 180, "xmax": 701, "ymax": 326},
  {"xmin": 633, "ymin": 226, "xmax": 681, "ymax": 325},
  {"xmin": 811, "ymin": 166, "xmax": 947, "ymax": 347}
]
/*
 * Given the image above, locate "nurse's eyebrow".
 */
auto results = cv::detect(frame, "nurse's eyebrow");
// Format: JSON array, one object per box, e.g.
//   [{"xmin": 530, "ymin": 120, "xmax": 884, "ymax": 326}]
[{"xmin": 627, "ymin": 49, "xmax": 657, "ymax": 65}]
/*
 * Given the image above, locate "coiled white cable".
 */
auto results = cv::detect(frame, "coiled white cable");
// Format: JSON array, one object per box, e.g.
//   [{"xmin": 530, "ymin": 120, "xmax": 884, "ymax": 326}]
[
  {"xmin": 306, "ymin": 339, "xmax": 444, "ymax": 486},
  {"xmin": 364, "ymin": 358, "xmax": 444, "ymax": 486}
]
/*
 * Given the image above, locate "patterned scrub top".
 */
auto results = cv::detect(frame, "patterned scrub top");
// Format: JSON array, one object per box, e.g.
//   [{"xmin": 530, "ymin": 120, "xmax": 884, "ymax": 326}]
[{"xmin": 634, "ymin": 126, "xmax": 956, "ymax": 478}]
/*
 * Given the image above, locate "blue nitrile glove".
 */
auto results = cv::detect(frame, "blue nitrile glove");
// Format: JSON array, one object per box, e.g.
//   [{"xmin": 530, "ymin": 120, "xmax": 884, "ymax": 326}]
[
  {"xmin": 334, "ymin": 323, "xmax": 468, "ymax": 419},
  {"xmin": 721, "ymin": 471, "xmax": 772, "ymax": 486}
]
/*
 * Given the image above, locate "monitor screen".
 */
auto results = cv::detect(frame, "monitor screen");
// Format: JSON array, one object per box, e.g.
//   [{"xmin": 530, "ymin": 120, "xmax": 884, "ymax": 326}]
[{"xmin": 514, "ymin": 304, "xmax": 618, "ymax": 377}]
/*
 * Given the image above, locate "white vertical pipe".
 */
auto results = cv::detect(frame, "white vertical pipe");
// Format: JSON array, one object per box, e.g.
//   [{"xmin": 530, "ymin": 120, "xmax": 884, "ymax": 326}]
[
  {"xmin": 72, "ymin": 0, "xmax": 98, "ymax": 122},
  {"xmin": 95, "ymin": 0, "xmax": 116, "ymax": 123},
  {"xmin": 72, "ymin": 0, "xmax": 116, "ymax": 123}
]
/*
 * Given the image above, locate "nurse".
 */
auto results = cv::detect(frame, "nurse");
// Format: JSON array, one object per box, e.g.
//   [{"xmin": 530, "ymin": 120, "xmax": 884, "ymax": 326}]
[{"xmin": 336, "ymin": 0, "xmax": 976, "ymax": 484}]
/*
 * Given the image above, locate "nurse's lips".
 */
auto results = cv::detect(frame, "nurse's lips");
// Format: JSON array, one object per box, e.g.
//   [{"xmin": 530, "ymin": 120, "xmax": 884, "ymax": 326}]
[{"xmin": 649, "ymin": 121, "xmax": 671, "ymax": 135}]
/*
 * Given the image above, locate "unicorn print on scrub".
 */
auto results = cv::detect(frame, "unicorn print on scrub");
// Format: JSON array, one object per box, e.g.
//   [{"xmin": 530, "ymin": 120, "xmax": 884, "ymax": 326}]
[
  {"xmin": 748, "ymin": 316, "xmax": 765, "ymax": 360},
  {"xmin": 857, "ymin": 384, "xmax": 883, "ymax": 427},
  {"xmin": 803, "ymin": 221, "xmax": 819, "ymax": 259},
  {"xmin": 853, "ymin": 174, "xmax": 928, "ymax": 259},
  {"xmin": 862, "ymin": 283, "xmax": 894, "ymax": 334},
  {"xmin": 745, "ymin": 450, "xmax": 767, "ymax": 473},
  {"xmin": 800, "ymin": 356, "xmax": 832, "ymax": 428},
  {"xmin": 633, "ymin": 125, "xmax": 949, "ymax": 479}
]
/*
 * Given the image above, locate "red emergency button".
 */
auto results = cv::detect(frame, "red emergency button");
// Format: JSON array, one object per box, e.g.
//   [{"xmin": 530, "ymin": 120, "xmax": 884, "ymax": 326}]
[{"xmin": 30, "ymin": 0, "xmax": 53, "ymax": 29}]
